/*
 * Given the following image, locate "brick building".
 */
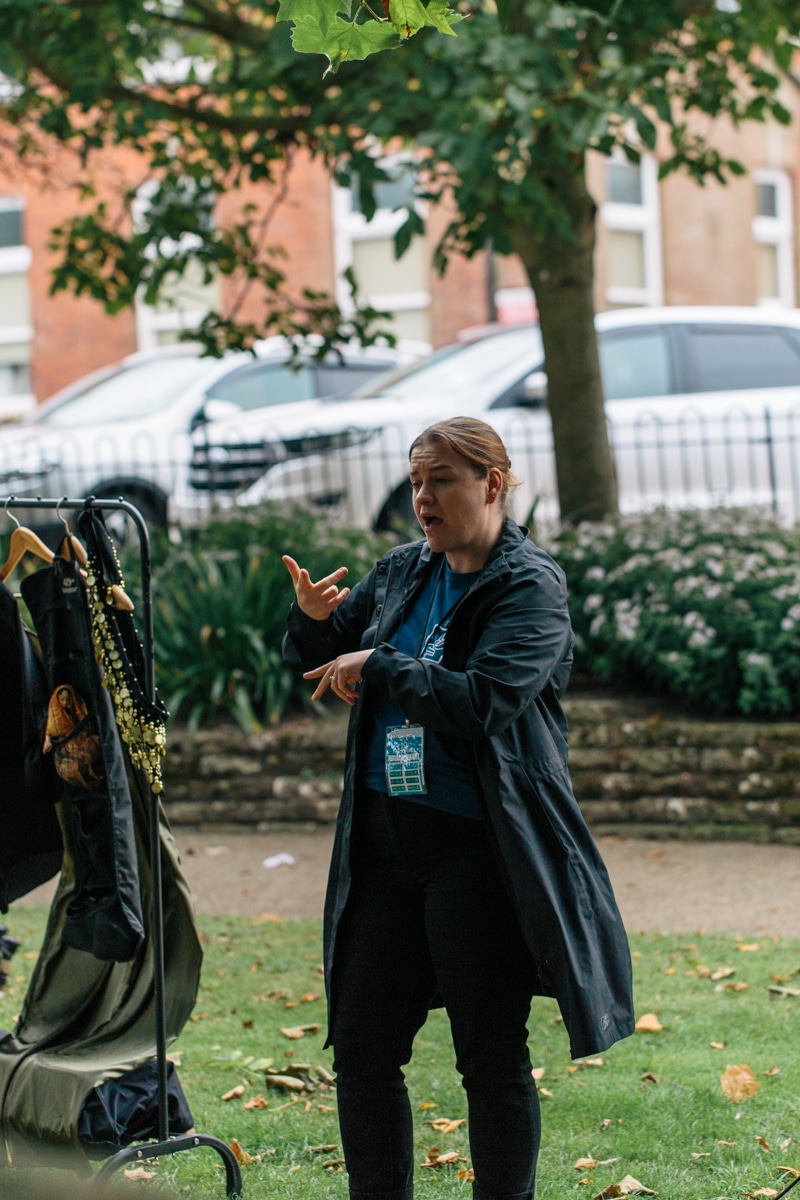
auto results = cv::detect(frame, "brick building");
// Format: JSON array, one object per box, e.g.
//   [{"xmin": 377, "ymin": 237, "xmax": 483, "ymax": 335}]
[{"xmin": 0, "ymin": 73, "xmax": 798, "ymax": 418}]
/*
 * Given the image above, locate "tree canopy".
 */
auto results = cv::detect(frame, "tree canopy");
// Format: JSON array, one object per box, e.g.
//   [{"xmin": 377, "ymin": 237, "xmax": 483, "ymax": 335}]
[{"xmin": 0, "ymin": 0, "xmax": 797, "ymax": 519}]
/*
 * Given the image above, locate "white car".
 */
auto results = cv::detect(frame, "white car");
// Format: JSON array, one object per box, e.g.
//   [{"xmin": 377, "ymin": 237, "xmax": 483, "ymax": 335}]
[
  {"xmin": 0, "ymin": 339, "xmax": 418, "ymax": 529},
  {"xmin": 196, "ymin": 307, "xmax": 800, "ymax": 529}
]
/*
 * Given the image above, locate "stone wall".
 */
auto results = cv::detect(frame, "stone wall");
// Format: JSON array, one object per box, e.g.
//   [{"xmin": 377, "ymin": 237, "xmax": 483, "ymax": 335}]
[{"xmin": 162, "ymin": 694, "xmax": 800, "ymax": 842}]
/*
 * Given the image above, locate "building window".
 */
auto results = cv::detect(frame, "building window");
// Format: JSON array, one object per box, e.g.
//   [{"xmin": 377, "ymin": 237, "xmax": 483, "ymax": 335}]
[
  {"xmin": 0, "ymin": 197, "xmax": 33, "ymax": 417},
  {"xmin": 333, "ymin": 157, "xmax": 431, "ymax": 347},
  {"xmin": 601, "ymin": 155, "xmax": 663, "ymax": 308},
  {"xmin": 752, "ymin": 169, "xmax": 795, "ymax": 308}
]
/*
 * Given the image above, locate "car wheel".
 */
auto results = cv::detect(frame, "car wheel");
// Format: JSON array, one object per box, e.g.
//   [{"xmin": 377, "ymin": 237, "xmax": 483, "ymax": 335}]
[
  {"xmin": 89, "ymin": 484, "xmax": 168, "ymax": 546},
  {"xmin": 375, "ymin": 482, "xmax": 418, "ymax": 538}
]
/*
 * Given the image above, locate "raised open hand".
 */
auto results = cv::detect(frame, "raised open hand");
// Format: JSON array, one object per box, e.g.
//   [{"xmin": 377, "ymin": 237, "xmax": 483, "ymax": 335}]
[{"xmin": 282, "ymin": 555, "xmax": 351, "ymax": 621}]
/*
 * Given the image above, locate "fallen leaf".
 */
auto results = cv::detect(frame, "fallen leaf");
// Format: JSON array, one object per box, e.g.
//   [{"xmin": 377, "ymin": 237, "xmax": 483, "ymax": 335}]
[
  {"xmin": 300, "ymin": 992, "xmax": 321, "ymax": 1003},
  {"xmin": 724, "ymin": 981, "xmax": 749, "ymax": 992},
  {"xmin": 420, "ymin": 1146, "xmax": 468, "ymax": 1168},
  {"xmin": 709, "ymin": 1042, "xmax": 727, "ymax": 1050},
  {"xmin": 538, "ymin": 1086, "xmax": 554, "ymax": 1097},
  {"xmin": 263, "ymin": 1074, "xmax": 307, "ymax": 1092},
  {"xmin": 640, "ymin": 1072, "xmax": 659, "ymax": 1084},
  {"xmin": 244, "ymin": 1095, "xmax": 270, "ymax": 1110},
  {"xmin": 457, "ymin": 1168, "xmax": 475, "ymax": 1182},
  {"xmin": 230, "ymin": 1138, "xmax": 260, "ymax": 1165},
  {"xmin": 736, "ymin": 943, "xmax": 760, "ymax": 952},
  {"xmin": 531, "ymin": 1067, "xmax": 545, "ymax": 1080},
  {"xmin": 717, "ymin": 1139, "xmax": 738, "ymax": 1146},
  {"xmin": 280, "ymin": 1024, "xmax": 321, "ymax": 1039},
  {"xmin": 768, "ymin": 986, "xmax": 800, "ymax": 997},
  {"xmin": 720, "ymin": 1063, "xmax": 760, "ymax": 1103},
  {"xmin": 418, "ymin": 1100, "xmax": 437, "ymax": 1110},
  {"xmin": 123, "ymin": 1167, "xmax": 157, "ymax": 1181},
  {"xmin": 710, "ymin": 967, "xmax": 736, "ymax": 981},
  {"xmin": 575, "ymin": 1157, "xmax": 599, "ymax": 1169},
  {"xmin": 426, "ymin": 1118, "xmax": 466, "ymax": 1134},
  {"xmin": 757, "ymin": 1136, "xmax": 771, "ymax": 1151},
  {"xmin": 220, "ymin": 1085, "xmax": 246, "ymax": 1102},
  {"xmin": 778, "ymin": 1166, "xmax": 800, "ymax": 1178},
  {"xmin": 740, "ymin": 1190, "xmax": 779, "ymax": 1198},
  {"xmin": 592, "ymin": 1174, "xmax": 657, "ymax": 1197},
  {"xmin": 322, "ymin": 1159, "xmax": 345, "ymax": 1171},
  {"xmin": 308, "ymin": 1144, "xmax": 339, "ymax": 1153},
  {"xmin": 634, "ymin": 1013, "xmax": 663, "ymax": 1034},
  {"xmin": 690, "ymin": 1153, "xmax": 711, "ymax": 1159}
]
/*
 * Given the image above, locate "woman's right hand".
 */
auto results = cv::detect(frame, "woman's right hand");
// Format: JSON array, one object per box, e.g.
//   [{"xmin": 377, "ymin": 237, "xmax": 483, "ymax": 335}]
[{"xmin": 282, "ymin": 555, "xmax": 351, "ymax": 621}]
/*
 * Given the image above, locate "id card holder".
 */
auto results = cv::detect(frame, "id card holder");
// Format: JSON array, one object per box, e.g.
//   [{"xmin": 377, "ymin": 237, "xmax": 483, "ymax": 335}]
[{"xmin": 385, "ymin": 723, "xmax": 427, "ymax": 795}]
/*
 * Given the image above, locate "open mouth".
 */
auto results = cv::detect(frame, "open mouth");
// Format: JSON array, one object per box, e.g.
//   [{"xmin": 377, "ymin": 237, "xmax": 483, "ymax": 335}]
[{"xmin": 421, "ymin": 515, "xmax": 442, "ymax": 530}]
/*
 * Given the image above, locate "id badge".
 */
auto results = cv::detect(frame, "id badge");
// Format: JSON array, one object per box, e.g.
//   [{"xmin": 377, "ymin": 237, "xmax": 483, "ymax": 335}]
[{"xmin": 385, "ymin": 723, "xmax": 427, "ymax": 795}]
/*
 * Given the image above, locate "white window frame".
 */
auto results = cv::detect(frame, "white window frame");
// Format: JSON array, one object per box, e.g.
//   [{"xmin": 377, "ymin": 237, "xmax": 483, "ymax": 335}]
[
  {"xmin": 0, "ymin": 198, "xmax": 31, "ymax": 274},
  {"xmin": 752, "ymin": 168, "xmax": 795, "ymax": 308},
  {"xmin": 601, "ymin": 154, "xmax": 664, "ymax": 307},
  {"xmin": 332, "ymin": 154, "xmax": 430, "ymax": 320}
]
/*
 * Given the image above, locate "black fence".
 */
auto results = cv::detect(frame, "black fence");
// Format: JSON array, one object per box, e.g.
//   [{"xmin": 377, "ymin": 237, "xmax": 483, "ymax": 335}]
[{"xmin": 2, "ymin": 400, "xmax": 800, "ymax": 534}]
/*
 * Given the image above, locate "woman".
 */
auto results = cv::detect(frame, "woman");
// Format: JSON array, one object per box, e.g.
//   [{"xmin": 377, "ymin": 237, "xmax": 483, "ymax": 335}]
[{"xmin": 282, "ymin": 417, "xmax": 634, "ymax": 1200}]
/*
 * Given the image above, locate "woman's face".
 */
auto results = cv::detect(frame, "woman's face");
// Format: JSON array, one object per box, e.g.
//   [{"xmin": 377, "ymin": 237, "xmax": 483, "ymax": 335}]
[{"xmin": 409, "ymin": 440, "xmax": 504, "ymax": 572}]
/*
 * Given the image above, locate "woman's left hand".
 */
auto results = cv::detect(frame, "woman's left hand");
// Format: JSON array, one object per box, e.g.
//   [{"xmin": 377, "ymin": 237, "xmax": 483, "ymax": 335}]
[{"xmin": 304, "ymin": 649, "xmax": 374, "ymax": 706}]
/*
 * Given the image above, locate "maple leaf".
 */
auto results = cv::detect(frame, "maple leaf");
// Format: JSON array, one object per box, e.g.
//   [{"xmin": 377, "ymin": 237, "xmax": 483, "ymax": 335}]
[{"xmin": 720, "ymin": 1063, "xmax": 760, "ymax": 1102}]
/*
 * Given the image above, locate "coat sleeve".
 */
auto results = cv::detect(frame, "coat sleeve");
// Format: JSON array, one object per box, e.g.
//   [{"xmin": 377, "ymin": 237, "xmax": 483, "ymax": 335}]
[
  {"xmin": 361, "ymin": 560, "xmax": 572, "ymax": 740},
  {"xmin": 281, "ymin": 565, "xmax": 378, "ymax": 675}
]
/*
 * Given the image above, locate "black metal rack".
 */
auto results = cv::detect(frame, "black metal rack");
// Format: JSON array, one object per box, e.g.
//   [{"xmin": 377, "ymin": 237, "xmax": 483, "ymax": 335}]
[{"xmin": 0, "ymin": 495, "xmax": 242, "ymax": 1198}]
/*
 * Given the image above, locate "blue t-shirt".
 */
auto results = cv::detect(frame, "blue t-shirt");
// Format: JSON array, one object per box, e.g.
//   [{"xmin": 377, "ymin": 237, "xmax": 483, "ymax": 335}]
[{"xmin": 364, "ymin": 560, "xmax": 483, "ymax": 819}]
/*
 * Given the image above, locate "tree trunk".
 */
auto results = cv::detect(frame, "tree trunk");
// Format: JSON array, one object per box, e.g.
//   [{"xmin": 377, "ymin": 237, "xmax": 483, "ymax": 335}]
[{"xmin": 510, "ymin": 166, "xmax": 618, "ymax": 523}]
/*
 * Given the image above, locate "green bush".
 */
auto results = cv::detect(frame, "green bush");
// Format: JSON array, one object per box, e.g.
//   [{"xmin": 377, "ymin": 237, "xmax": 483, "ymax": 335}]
[
  {"xmin": 152, "ymin": 503, "xmax": 397, "ymax": 730},
  {"xmin": 549, "ymin": 507, "xmax": 800, "ymax": 718}
]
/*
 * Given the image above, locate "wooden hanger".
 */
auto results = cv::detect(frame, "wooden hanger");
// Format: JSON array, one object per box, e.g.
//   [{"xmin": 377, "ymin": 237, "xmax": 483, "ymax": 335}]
[{"xmin": 0, "ymin": 520, "xmax": 55, "ymax": 582}]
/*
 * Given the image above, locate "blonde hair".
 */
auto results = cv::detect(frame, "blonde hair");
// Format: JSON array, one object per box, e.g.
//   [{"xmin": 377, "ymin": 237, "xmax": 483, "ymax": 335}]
[{"xmin": 409, "ymin": 417, "xmax": 520, "ymax": 512}]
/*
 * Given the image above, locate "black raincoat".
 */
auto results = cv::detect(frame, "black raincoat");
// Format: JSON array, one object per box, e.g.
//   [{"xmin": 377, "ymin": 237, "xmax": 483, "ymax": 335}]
[{"xmin": 283, "ymin": 519, "xmax": 635, "ymax": 1060}]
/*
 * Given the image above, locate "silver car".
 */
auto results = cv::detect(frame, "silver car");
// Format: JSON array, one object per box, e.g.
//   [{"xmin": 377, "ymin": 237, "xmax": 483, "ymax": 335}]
[{"xmin": 198, "ymin": 307, "xmax": 800, "ymax": 529}]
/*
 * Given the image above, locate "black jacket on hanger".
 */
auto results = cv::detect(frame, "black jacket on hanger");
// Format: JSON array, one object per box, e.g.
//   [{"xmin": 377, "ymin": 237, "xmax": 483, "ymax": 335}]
[
  {"xmin": 0, "ymin": 581, "xmax": 63, "ymax": 912},
  {"xmin": 21, "ymin": 557, "xmax": 144, "ymax": 962}
]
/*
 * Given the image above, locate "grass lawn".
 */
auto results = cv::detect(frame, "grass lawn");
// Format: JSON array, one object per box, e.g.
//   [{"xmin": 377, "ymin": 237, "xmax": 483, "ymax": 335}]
[{"xmin": 1, "ymin": 910, "xmax": 800, "ymax": 1199}]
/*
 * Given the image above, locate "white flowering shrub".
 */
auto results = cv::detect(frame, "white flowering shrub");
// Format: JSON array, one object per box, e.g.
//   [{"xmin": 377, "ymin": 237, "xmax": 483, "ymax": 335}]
[{"xmin": 549, "ymin": 508, "xmax": 800, "ymax": 717}]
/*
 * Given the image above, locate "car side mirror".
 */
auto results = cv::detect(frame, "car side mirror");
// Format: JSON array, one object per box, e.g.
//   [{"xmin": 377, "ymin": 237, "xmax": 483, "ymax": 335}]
[
  {"xmin": 191, "ymin": 398, "xmax": 241, "ymax": 430},
  {"xmin": 522, "ymin": 370, "xmax": 548, "ymax": 407}
]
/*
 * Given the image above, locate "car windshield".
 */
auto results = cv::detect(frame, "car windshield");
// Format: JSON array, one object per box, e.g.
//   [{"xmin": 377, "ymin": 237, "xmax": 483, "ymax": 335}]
[
  {"xmin": 34, "ymin": 356, "xmax": 212, "ymax": 427},
  {"xmin": 349, "ymin": 326, "xmax": 543, "ymax": 402}
]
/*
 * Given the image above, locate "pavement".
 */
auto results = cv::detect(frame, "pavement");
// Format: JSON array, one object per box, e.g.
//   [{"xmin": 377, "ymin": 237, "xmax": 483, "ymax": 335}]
[{"xmin": 15, "ymin": 826, "xmax": 800, "ymax": 937}]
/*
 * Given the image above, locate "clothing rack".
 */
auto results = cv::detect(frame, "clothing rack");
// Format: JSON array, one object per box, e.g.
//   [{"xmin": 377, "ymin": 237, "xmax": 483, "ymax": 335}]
[{"xmin": 0, "ymin": 495, "xmax": 242, "ymax": 1198}]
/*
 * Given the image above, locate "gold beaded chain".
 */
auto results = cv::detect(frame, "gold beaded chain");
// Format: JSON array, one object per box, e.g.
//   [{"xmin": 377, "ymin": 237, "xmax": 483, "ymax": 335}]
[{"xmin": 84, "ymin": 553, "xmax": 168, "ymax": 795}]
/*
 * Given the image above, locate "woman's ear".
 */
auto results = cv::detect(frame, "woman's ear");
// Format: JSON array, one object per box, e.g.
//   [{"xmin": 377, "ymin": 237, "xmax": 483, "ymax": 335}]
[{"xmin": 486, "ymin": 467, "xmax": 504, "ymax": 503}]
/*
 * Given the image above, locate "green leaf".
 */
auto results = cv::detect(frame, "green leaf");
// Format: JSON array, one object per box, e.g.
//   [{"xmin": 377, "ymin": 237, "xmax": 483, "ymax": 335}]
[{"xmin": 290, "ymin": 13, "xmax": 402, "ymax": 71}]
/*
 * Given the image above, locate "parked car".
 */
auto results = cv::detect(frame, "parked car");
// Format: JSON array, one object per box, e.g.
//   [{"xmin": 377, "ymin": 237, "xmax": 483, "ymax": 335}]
[
  {"xmin": 194, "ymin": 307, "xmax": 800, "ymax": 529},
  {"xmin": 0, "ymin": 339, "xmax": 419, "ymax": 529}
]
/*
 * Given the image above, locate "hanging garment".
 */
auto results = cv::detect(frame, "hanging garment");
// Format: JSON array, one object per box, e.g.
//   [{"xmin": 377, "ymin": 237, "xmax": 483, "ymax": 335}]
[
  {"xmin": 21, "ymin": 556, "xmax": 144, "ymax": 962},
  {"xmin": 0, "ymin": 522, "xmax": 201, "ymax": 1165},
  {"xmin": 0, "ymin": 580, "xmax": 63, "ymax": 912},
  {"xmin": 78, "ymin": 1058, "xmax": 194, "ymax": 1158}
]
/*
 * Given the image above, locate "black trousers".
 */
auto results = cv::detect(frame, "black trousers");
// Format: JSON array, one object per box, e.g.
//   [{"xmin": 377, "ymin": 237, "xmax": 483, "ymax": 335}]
[{"xmin": 330, "ymin": 790, "xmax": 541, "ymax": 1200}]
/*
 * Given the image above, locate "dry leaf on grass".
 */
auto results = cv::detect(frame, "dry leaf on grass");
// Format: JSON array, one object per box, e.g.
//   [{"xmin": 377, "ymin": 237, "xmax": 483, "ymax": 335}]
[
  {"xmin": 230, "ymin": 1138, "xmax": 260, "ymax": 1165},
  {"xmin": 458, "ymin": 1167, "xmax": 475, "ymax": 1182},
  {"xmin": 709, "ymin": 1041, "xmax": 727, "ymax": 1050},
  {"xmin": 634, "ymin": 1013, "xmax": 663, "ymax": 1034},
  {"xmin": 710, "ymin": 967, "xmax": 736, "ymax": 981},
  {"xmin": 736, "ymin": 943, "xmax": 760, "ymax": 952},
  {"xmin": 740, "ymin": 1190, "xmax": 779, "ymax": 1197},
  {"xmin": 720, "ymin": 1063, "xmax": 760, "ymax": 1102},
  {"xmin": 244, "ymin": 1095, "xmax": 270, "ymax": 1110},
  {"xmin": 575, "ymin": 1157, "xmax": 599, "ymax": 1169},
  {"xmin": 418, "ymin": 1100, "xmax": 437, "ymax": 1110},
  {"xmin": 420, "ymin": 1147, "xmax": 468, "ymax": 1168},
  {"xmin": 592, "ymin": 1174, "xmax": 657, "ymax": 1197},
  {"xmin": 640, "ymin": 1072, "xmax": 659, "ymax": 1084},
  {"xmin": 426, "ymin": 1117, "xmax": 466, "ymax": 1134},
  {"xmin": 757, "ymin": 1136, "xmax": 771, "ymax": 1151},
  {"xmin": 280, "ymin": 1023, "xmax": 321, "ymax": 1039},
  {"xmin": 123, "ymin": 1167, "xmax": 157, "ymax": 1181},
  {"xmin": 220, "ymin": 1084, "xmax": 246, "ymax": 1101},
  {"xmin": 768, "ymin": 986, "xmax": 800, "ymax": 997}
]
